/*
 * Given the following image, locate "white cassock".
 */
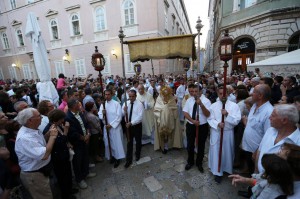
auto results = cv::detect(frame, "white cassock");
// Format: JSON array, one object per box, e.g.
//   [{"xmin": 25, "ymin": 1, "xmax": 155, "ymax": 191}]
[
  {"xmin": 181, "ymin": 93, "xmax": 192, "ymax": 148},
  {"xmin": 175, "ymin": 84, "xmax": 186, "ymax": 121},
  {"xmin": 137, "ymin": 92, "xmax": 155, "ymax": 144},
  {"xmin": 99, "ymin": 99, "xmax": 125, "ymax": 160},
  {"xmin": 207, "ymin": 98, "xmax": 241, "ymax": 176}
]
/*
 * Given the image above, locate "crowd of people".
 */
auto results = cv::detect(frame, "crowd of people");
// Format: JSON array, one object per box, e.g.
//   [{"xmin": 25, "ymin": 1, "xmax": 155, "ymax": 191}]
[{"xmin": 0, "ymin": 68, "xmax": 300, "ymax": 199}]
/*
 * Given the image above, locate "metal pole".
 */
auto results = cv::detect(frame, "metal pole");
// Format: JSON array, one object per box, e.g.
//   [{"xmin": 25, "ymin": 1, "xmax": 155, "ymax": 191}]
[
  {"xmin": 118, "ymin": 27, "xmax": 130, "ymax": 142},
  {"xmin": 218, "ymin": 61, "xmax": 228, "ymax": 172},
  {"xmin": 151, "ymin": 59, "xmax": 154, "ymax": 77}
]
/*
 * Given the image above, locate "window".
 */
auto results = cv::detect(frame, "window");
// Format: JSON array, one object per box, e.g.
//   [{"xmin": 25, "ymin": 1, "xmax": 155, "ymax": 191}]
[
  {"xmin": 0, "ymin": 68, "xmax": 4, "ymax": 80},
  {"xmin": 10, "ymin": 0, "xmax": 16, "ymax": 9},
  {"xmin": 164, "ymin": 4, "xmax": 168, "ymax": 31},
  {"xmin": 8, "ymin": 67, "xmax": 17, "ymax": 79},
  {"xmin": 238, "ymin": 0, "xmax": 256, "ymax": 10},
  {"xmin": 22, "ymin": 64, "xmax": 31, "ymax": 79},
  {"xmin": 50, "ymin": 19, "xmax": 59, "ymax": 40},
  {"xmin": 16, "ymin": 30, "xmax": 24, "ymax": 46},
  {"xmin": 54, "ymin": 61, "xmax": 65, "ymax": 77},
  {"xmin": 95, "ymin": 7, "xmax": 106, "ymax": 31},
  {"xmin": 27, "ymin": 0, "xmax": 34, "ymax": 4},
  {"xmin": 75, "ymin": 59, "xmax": 86, "ymax": 77},
  {"xmin": 103, "ymin": 55, "xmax": 110, "ymax": 74},
  {"xmin": 123, "ymin": 0, "xmax": 135, "ymax": 26},
  {"xmin": 1, "ymin": 32, "xmax": 10, "ymax": 49},
  {"xmin": 71, "ymin": 14, "xmax": 80, "ymax": 35},
  {"xmin": 125, "ymin": 54, "xmax": 134, "ymax": 73}
]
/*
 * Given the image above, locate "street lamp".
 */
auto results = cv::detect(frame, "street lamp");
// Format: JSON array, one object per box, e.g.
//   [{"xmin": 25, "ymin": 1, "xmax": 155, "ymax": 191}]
[
  {"xmin": 217, "ymin": 30, "xmax": 233, "ymax": 173},
  {"xmin": 195, "ymin": 16, "xmax": 203, "ymax": 75}
]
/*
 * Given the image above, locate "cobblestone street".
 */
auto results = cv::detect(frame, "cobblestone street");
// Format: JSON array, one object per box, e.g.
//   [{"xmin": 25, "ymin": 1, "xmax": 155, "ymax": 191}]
[{"xmin": 76, "ymin": 143, "xmax": 246, "ymax": 199}]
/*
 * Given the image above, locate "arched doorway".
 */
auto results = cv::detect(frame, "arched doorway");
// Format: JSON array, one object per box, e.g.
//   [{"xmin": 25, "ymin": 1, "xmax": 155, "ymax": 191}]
[
  {"xmin": 288, "ymin": 31, "xmax": 300, "ymax": 52},
  {"xmin": 232, "ymin": 38, "xmax": 255, "ymax": 72}
]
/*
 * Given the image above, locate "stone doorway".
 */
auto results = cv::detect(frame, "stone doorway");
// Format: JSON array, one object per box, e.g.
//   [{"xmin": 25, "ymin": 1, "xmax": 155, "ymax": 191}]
[{"xmin": 232, "ymin": 38, "xmax": 255, "ymax": 72}]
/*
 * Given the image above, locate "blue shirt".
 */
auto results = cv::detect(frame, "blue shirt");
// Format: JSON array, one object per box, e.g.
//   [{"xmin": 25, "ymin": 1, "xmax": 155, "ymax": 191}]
[{"xmin": 242, "ymin": 101, "xmax": 273, "ymax": 153}]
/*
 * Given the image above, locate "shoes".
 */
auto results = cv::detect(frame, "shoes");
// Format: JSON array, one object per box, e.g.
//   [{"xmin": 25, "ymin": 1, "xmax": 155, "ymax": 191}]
[
  {"xmin": 96, "ymin": 157, "xmax": 104, "ymax": 163},
  {"xmin": 185, "ymin": 164, "xmax": 193, "ymax": 171},
  {"xmin": 87, "ymin": 172, "xmax": 97, "ymax": 178},
  {"xmin": 110, "ymin": 157, "xmax": 116, "ymax": 164},
  {"xmin": 78, "ymin": 180, "xmax": 88, "ymax": 189},
  {"xmin": 124, "ymin": 161, "xmax": 132, "ymax": 168},
  {"xmin": 214, "ymin": 176, "xmax": 222, "ymax": 184},
  {"xmin": 89, "ymin": 163, "xmax": 95, "ymax": 168},
  {"xmin": 71, "ymin": 188, "xmax": 79, "ymax": 194},
  {"xmin": 114, "ymin": 159, "xmax": 120, "ymax": 168},
  {"xmin": 197, "ymin": 165, "xmax": 204, "ymax": 173}
]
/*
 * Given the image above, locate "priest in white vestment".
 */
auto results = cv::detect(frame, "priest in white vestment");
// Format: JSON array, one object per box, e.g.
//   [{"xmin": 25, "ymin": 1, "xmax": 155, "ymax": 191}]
[
  {"xmin": 99, "ymin": 89, "xmax": 125, "ymax": 167},
  {"xmin": 137, "ymin": 84, "xmax": 155, "ymax": 144},
  {"xmin": 175, "ymin": 78, "xmax": 186, "ymax": 122},
  {"xmin": 153, "ymin": 86, "xmax": 182, "ymax": 153},
  {"xmin": 207, "ymin": 86, "xmax": 241, "ymax": 183}
]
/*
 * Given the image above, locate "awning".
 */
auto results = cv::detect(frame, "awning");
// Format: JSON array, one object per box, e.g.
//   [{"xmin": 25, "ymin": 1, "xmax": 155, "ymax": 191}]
[{"xmin": 126, "ymin": 34, "xmax": 197, "ymax": 62}]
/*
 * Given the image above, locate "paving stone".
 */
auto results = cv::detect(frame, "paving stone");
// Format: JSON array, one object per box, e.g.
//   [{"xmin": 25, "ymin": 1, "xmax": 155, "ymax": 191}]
[
  {"xmin": 173, "ymin": 157, "xmax": 186, "ymax": 165},
  {"xmin": 107, "ymin": 185, "xmax": 120, "ymax": 198},
  {"xmin": 186, "ymin": 175, "xmax": 206, "ymax": 189},
  {"xmin": 160, "ymin": 161, "xmax": 175, "ymax": 170},
  {"xmin": 143, "ymin": 176, "xmax": 163, "ymax": 192},
  {"xmin": 174, "ymin": 163, "xmax": 185, "ymax": 173},
  {"xmin": 118, "ymin": 184, "xmax": 134, "ymax": 197},
  {"xmin": 136, "ymin": 156, "xmax": 151, "ymax": 165}
]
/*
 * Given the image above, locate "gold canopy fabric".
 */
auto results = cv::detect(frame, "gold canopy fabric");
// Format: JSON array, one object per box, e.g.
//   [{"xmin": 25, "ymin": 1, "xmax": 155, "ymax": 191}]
[{"xmin": 126, "ymin": 34, "xmax": 197, "ymax": 62}]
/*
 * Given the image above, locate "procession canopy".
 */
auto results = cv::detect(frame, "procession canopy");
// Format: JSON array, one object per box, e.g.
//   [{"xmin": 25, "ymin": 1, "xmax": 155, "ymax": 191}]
[{"xmin": 126, "ymin": 34, "xmax": 197, "ymax": 62}]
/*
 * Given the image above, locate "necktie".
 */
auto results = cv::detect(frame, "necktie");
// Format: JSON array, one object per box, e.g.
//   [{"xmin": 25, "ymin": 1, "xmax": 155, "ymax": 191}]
[
  {"xmin": 192, "ymin": 102, "xmax": 197, "ymax": 120},
  {"xmin": 129, "ymin": 102, "xmax": 134, "ymax": 122}
]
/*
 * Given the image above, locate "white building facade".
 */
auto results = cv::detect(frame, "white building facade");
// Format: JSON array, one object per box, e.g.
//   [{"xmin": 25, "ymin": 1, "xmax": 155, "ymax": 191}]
[
  {"xmin": 0, "ymin": 0, "xmax": 192, "ymax": 80},
  {"xmin": 205, "ymin": 0, "xmax": 300, "ymax": 73}
]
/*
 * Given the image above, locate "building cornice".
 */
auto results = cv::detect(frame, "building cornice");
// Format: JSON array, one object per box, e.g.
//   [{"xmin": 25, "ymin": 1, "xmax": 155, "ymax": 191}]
[
  {"xmin": 222, "ymin": 6, "xmax": 300, "ymax": 30},
  {"xmin": 89, "ymin": 0, "xmax": 106, "ymax": 5},
  {"xmin": 45, "ymin": 9, "xmax": 59, "ymax": 17},
  {"xmin": 65, "ymin": 5, "xmax": 81, "ymax": 11}
]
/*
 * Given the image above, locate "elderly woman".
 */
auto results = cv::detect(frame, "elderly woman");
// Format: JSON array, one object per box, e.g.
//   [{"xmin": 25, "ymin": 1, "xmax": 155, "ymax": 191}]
[
  {"xmin": 43, "ymin": 109, "xmax": 76, "ymax": 199},
  {"xmin": 85, "ymin": 101, "xmax": 104, "ymax": 163}
]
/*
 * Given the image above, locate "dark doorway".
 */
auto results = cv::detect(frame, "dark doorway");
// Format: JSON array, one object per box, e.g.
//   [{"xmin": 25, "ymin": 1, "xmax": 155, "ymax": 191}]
[{"xmin": 232, "ymin": 38, "xmax": 255, "ymax": 72}]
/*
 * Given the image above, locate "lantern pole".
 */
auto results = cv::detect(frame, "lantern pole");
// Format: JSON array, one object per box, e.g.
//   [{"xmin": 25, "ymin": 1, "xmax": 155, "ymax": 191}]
[
  {"xmin": 217, "ymin": 30, "xmax": 233, "ymax": 172},
  {"xmin": 119, "ymin": 27, "xmax": 130, "ymax": 142},
  {"xmin": 91, "ymin": 46, "xmax": 112, "ymax": 160},
  {"xmin": 151, "ymin": 59, "xmax": 154, "ymax": 77}
]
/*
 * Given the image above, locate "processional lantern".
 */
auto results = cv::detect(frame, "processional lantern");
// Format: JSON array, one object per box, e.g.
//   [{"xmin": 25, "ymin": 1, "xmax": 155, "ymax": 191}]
[
  {"xmin": 134, "ymin": 63, "xmax": 142, "ymax": 76},
  {"xmin": 91, "ymin": 46, "xmax": 106, "ymax": 71},
  {"xmin": 218, "ymin": 30, "xmax": 233, "ymax": 62},
  {"xmin": 183, "ymin": 59, "xmax": 190, "ymax": 72}
]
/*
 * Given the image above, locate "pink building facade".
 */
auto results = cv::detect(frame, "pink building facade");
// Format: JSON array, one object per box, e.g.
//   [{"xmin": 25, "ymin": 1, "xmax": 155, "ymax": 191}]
[{"xmin": 0, "ymin": 0, "xmax": 192, "ymax": 80}]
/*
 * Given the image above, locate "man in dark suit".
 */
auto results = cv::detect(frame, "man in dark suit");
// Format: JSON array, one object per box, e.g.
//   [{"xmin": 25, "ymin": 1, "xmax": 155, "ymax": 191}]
[{"xmin": 65, "ymin": 99, "xmax": 96, "ymax": 189}]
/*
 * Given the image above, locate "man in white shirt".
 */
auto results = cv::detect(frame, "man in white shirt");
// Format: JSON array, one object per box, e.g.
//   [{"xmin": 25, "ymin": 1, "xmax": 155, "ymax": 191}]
[
  {"xmin": 122, "ymin": 90, "xmax": 144, "ymax": 168},
  {"xmin": 241, "ymin": 84, "xmax": 273, "ymax": 174},
  {"xmin": 256, "ymin": 104, "xmax": 300, "ymax": 174},
  {"xmin": 15, "ymin": 108, "xmax": 58, "ymax": 199},
  {"xmin": 183, "ymin": 85, "xmax": 211, "ymax": 172},
  {"xmin": 147, "ymin": 79, "xmax": 159, "ymax": 100}
]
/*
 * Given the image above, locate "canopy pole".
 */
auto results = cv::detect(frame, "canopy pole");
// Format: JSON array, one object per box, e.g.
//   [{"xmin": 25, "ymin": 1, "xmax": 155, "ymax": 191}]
[{"xmin": 151, "ymin": 59, "xmax": 154, "ymax": 77}]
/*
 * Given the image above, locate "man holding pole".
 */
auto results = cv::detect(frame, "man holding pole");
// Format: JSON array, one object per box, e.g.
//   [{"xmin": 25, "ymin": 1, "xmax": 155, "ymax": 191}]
[
  {"xmin": 99, "ymin": 89, "xmax": 125, "ymax": 168},
  {"xmin": 207, "ymin": 85, "xmax": 241, "ymax": 183},
  {"xmin": 122, "ymin": 90, "xmax": 144, "ymax": 168},
  {"xmin": 183, "ymin": 85, "xmax": 211, "ymax": 172}
]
